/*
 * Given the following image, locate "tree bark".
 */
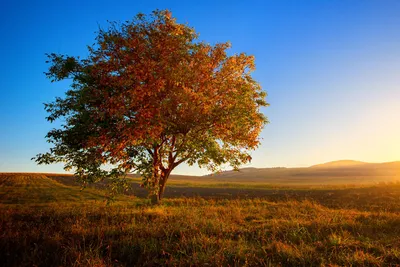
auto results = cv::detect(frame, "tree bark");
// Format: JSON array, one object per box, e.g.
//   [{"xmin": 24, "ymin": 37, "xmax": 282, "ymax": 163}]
[
  {"xmin": 150, "ymin": 168, "xmax": 172, "ymax": 205},
  {"xmin": 151, "ymin": 194, "xmax": 160, "ymax": 205}
]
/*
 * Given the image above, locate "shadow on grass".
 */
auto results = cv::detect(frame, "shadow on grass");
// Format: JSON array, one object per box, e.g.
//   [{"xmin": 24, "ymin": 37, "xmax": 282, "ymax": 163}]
[{"xmin": 2, "ymin": 205, "xmax": 400, "ymax": 266}]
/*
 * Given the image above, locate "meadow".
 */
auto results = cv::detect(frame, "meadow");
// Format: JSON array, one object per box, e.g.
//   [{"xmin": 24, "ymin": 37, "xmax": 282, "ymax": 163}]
[{"xmin": 1, "ymin": 171, "xmax": 400, "ymax": 266}]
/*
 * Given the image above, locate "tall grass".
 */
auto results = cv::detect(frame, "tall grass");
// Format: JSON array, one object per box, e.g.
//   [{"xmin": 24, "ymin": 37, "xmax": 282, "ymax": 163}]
[
  {"xmin": 2, "ymin": 173, "xmax": 400, "ymax": 266},
  {"xmin": 2, "ymin": 197, "xmax": 400, "ymax": 266}
]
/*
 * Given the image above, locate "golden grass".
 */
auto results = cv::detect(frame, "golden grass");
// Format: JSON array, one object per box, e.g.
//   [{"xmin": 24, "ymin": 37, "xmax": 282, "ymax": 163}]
[
  {"xmin": 1, "ymin": 173, "xmax": 400, "ymax": 266},
  {"xmin": 2, "ymin": 198, "xmax": 400, "ymax": 266}
]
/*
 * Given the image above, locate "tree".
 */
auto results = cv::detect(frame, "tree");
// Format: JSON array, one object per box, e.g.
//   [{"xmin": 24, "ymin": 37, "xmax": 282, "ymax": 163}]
[{"xmin": 34, "ymin": 10, "xmax": 269, "ymax": 204}]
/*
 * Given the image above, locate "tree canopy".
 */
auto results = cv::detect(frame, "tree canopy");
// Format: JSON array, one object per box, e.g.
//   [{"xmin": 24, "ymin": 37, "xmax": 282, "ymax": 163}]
[{"xmin": 34, "ymin": 10, "xmax": 268, "ymax": 203}]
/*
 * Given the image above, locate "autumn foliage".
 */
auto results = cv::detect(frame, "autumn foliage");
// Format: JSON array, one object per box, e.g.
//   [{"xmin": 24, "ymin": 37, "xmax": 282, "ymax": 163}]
[{"xmin": 35, "ymin": 10, "xmax": 268, "ymax": 203}]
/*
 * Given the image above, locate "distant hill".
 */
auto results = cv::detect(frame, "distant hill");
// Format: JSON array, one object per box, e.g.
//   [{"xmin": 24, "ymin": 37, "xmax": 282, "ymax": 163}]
[
  {"xmin": 207, "ymin": 160, "xmax": 400, "ymax": 185},
  {"xmin": 377, "ymin": 161, "xmax": 400, "ymax": 168},
  {"xmin": 2, "ymin": 160, "xmax": 400, "ymax": 189},
  {"xmin": 310, "ymin": 160, "xmax": 368, "ymax": 168}
]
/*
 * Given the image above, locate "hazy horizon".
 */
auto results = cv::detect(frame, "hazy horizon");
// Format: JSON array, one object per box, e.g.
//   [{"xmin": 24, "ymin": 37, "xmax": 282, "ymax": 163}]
[
  {"xmin": 1, "ymin": 1, "xmax": 399, "ymax": 175},
  {"xmin": 2, "ymin": 159, "xmax": 400, "ymax": 177}
]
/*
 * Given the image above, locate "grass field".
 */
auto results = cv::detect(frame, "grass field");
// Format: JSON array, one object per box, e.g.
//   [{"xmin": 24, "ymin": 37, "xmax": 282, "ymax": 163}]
[{"xmin": 2, "ymin": 172, "xmax": 400, "ymax": 266}]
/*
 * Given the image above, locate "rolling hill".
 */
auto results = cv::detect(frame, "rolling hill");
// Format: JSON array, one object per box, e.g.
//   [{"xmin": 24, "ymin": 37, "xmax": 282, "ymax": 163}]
[
  {"xmin": 0, "ymin": 173, "xmax": 109, "ymax": 205},
  {"xmin": 310, "ymin": 160, "xmax": 368, "ymax": 168},
  {"xmin": 1, "ymin": 160, "xmax": 400, "ymax": 202},
  {"xmin": 206, "ymin": 160, "xmax": 400, "ymax": 185}
]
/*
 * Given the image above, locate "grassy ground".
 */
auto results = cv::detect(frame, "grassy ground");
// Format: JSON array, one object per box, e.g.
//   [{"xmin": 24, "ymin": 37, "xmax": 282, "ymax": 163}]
[{"xmin": 1, "ymin": 173, "xmax": 400, "ymax": 266}]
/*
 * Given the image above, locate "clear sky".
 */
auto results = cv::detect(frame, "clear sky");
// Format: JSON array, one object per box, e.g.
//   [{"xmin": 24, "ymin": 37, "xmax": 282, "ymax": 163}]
[{"xmin": 1, "ymin": 0, "xmax": 399, "ymax": 175}]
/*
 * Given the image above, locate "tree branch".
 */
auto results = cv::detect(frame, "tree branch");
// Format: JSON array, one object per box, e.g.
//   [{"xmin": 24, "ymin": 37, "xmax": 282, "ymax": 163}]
[
  {"xmin": 168, "ymin": 135, "xmax": 176, "ymax": 166},
  {"xmin": 146, "ymin": 148, "xmax": 153, "ymax": 157}
]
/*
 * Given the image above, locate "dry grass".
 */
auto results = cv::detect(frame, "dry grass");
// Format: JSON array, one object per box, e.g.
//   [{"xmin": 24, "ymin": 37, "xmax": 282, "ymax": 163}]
[{"xmin": 1, "ymin": 173, "xmax": 400, "ymax": 266}]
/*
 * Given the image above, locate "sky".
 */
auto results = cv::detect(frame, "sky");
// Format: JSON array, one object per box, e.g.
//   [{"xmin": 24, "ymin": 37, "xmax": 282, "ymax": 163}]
[{"xmin": 1, "ymin": 0, "xmax": 399, "ymax": 175}]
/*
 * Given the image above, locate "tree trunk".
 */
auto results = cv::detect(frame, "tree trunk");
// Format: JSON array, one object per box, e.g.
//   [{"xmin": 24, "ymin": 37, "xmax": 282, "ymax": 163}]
[
  {"xmin": 150, "ymin": 168, "xmax": 172, "ymax": 205},
  {"xmin": 151, "ymin": 194, "xmax": 160, "ymax": 205}
]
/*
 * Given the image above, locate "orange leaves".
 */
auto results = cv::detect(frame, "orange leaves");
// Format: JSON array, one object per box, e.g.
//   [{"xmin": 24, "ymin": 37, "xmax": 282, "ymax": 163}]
[
  {"xmin": 163, "ymin": 10, "xmax": 172, "ymax": 20},
  {"xmin": 41, "ymin": 10, "xmax": 268, "ymax": 189}
]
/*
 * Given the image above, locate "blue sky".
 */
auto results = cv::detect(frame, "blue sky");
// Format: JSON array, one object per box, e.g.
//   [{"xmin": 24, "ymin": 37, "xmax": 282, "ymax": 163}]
[{"xmin": 1, "ymin": 0, "xmax": 399, "ymax": 175}]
